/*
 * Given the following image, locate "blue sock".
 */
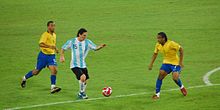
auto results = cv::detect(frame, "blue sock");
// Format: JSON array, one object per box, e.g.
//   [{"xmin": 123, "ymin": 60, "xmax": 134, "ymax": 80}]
[
  {"xmin": 156, "ymin": 78, "xmax": 162, "ymax": 93},
  {"xmin": 50, "ymin": 75, "xmax": 56, "ymax": 85},
  {"xmin": 174, "ymin": 78, "xmax": 183, "ymax": 88},
  {"xmin": 25, "ymin": 71, "xmax": 33, "ymax": 79}
]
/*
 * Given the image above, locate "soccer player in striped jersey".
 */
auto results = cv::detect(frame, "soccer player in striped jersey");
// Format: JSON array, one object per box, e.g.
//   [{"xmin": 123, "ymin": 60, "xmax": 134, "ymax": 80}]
[
  {"xmin": 149, "ymin": 32, "xmax": 187, "ymax": 99},
  {"xmin": 60, "ymin": 28, "xmax": 106, "ymax": 99},
  {"xmin": 21, "ymin": 21, "xmax": 61, "ymax": 93}
]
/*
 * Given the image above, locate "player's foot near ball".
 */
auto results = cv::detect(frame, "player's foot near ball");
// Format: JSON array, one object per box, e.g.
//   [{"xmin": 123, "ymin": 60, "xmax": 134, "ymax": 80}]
[
  {"xmin": 51, "ymin": 87, "xmax": 61, "ymax": 94},
  {"xmin": 152, "ymin": 94, "xmax": 159, "ymax": 100},
  {"xmin": 21, "ymin": 80, "xmax": 26, "ymax": 88},
  {"xmin": 78, "ymin": 92, "xmax": 88, "ymax": 99},
  {"xmin": 180, "ymin": 87, "xmax": 187, "ymax": 96}
]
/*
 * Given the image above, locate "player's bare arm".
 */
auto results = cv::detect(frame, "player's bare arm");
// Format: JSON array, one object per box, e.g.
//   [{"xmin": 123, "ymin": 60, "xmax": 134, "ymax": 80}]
[
  {"xmin": 59, "ymin": 49, "xmax": 65, "ymax": 63},
  {"xmin": 149, "ymin": 52, "xmax": 158, "ymax": 70},
  {"xmin": 179, "ymin": 47, "xmax": 184, "ymax": 68},
  {"xmin": 39, "ymin": 42, "xmax": 59, "ymax": 53},
  {"xmin": 95, "ymin": 44, "xmax": 106, "ymax": 51}
]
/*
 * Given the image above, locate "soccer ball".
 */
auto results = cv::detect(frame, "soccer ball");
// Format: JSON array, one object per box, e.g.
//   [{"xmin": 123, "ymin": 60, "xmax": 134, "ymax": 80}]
[{"xmin": 102, "ymin": 87, "xmax": 112, "ymax": 97}]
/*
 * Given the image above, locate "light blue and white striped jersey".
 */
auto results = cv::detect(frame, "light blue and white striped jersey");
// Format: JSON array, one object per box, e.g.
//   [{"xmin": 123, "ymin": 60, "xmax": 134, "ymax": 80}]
[{"xmin": 62, "ymin": 37, "xmax": 97, "ymax": 68}]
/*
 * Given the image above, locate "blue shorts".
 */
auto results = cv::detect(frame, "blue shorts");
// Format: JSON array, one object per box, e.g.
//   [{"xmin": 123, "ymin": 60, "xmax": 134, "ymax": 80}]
[
  {"xmin": 35, "ymin": 51, "xmax": 57, "ymax": 70},
  {"xmin": 160, "ymin": 64, "xmax": 181, "ymax": 74}
]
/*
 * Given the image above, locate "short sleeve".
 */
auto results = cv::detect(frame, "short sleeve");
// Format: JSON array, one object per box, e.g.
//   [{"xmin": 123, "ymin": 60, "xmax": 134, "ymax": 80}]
[
  {"xmin": 154, "ymin": 43, "xmax": 159, "ymax": 53},
  {"xmin": 171, "ymin": 41, "xmax": 181, "ymax": 50},
  {"xmin": 87, "ymin": 39, "xmax": 97, "ymax": 50},
  {"xmin": 39, "ymin": 33, "xmax": 48, "ymax": 44},
  {"xmin": 62, "ymin": 40, "xmax": 72, "ymax": 50}
]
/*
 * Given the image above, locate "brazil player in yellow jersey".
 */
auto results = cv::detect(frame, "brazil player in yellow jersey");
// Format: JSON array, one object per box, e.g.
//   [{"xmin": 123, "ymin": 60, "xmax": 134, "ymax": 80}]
[
  {"xmin": 149, "ymin": 32, "xmax": 187, "ymax": 99},
  {"xmin": 21, "ymin": 21, "xmax": 61, "ymax": 94}
]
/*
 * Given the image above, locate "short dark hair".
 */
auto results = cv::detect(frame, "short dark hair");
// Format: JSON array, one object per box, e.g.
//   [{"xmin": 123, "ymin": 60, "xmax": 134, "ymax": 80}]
[
  {"xmin": 47, "ymin": 21, "xmax": 54, "ymax": 26},
  {"xmin": 158, "ymin": 32, "xmax": 168, "ymax": 42},
  {"xmin": 77, "ymin": 28, "xmax": 87, "ymax": 37}
]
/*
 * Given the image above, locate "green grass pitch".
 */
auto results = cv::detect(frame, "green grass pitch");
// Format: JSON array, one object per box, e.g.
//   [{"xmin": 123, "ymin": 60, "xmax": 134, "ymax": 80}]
[{"xmin": 0, "ymin": 0, "xmax": 220, "ymax": 110}]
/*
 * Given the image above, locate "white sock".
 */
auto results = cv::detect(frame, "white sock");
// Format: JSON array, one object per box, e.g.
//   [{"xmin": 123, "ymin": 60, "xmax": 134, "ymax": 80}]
[
  {"xmin": 156, "ymin": 92, "xmax": 160, "ymax": 97},
  {"xmin": 51, "ymin": 85, "xmax": 56, "ymax": 90},
  {"xmin": 180, "ymin": 85, "xmax": 184, "ymax": 89},
  {"xmin": 22, "ymin": 76, "xmax": 26, "ymax": 81},
  {"xmin": 79, "ymin": 80, "xmax": 85, "ymax": 93},
  {"xmin": 83, "ymin": 83, "xmax": 87, "ymax": 92}
]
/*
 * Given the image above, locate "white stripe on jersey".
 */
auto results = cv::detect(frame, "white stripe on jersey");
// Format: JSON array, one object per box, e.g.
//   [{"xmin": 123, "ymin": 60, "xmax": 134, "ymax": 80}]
[{"xmin": 62, "ymin": 37, "xmax": 97, "ymax": 68}]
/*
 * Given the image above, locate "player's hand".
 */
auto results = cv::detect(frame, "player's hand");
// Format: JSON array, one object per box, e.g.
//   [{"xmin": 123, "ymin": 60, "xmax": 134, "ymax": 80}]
[
  {"xmin": 55, "ymin": 47, "xmax": 59, "ymax": 54},
  {"xmin": 95, "ymin": 44, "xmax": 106, "ymax": 51},
  {"xmin": 60, "ymin": 56, "xmax": 65, "ymax": 63},
  {"xmin": 148, "ymin": 64, "xmax": 153, "ymax": 70},
  {"xmin": 100, "ymin": 44, "xmax": 106, "ymax": 48}
]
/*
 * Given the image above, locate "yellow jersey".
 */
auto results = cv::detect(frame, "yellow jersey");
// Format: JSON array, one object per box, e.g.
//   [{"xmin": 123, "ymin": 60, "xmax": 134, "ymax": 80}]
[
  {"xmin": 154, "ymin": 40, "xmax": 181, "ymax": 65},
  {"xmin": 39, "ymin": 31, "xmax": 56, "ymax": 54}
]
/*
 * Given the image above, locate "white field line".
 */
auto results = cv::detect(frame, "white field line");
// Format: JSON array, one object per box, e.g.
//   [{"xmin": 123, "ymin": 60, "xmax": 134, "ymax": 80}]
[
  {"xmin": 203, "ymin": 67, "xmax": 220, "ymax": 85},
  {"xmin": 4, "ymin": 67, "xmax": 220, "ymax": 110}
]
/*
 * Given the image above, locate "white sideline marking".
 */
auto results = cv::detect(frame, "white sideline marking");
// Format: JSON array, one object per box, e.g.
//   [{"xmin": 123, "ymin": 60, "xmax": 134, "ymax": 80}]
[
  {"xmin": 4, "ymin": 68, "xmax": 220, "ymax": 110},
  {"xmin": 203, "ymin": 67, "xmax": 220, "ymax": 85}
]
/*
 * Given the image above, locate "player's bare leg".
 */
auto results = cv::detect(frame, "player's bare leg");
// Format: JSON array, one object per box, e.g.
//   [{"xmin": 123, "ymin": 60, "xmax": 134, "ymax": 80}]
[
  {"xmin": 152, "ymin": 70, "xmax": 168, "ymax": 100},
  {"xmin": 48, "ymin": 66, "xmax": 61, "ymax": 93},
  {"xmin": 21, "ymin": 69, "xmax": 41, "ymax": 88},
  {"xmin": 172, "ymin": 72, "xmax": 187, "ymax": 96},
  {"xmin": 78, "ymin": 74, "xmax": 88, "ymax": 99}
]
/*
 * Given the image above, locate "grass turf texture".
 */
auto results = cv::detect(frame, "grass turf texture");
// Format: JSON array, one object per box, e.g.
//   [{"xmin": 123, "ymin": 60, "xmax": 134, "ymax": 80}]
[{"xmin": 0, "ymin": 0, "xmax": 220, "ymax": 109}]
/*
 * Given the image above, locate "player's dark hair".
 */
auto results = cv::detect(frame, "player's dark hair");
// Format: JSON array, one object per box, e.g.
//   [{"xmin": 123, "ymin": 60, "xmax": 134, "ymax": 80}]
[
  {"xmin": 158, "ymin": 32, "xmax": 168, "ymax": 42},
  {"xmin": 77, "ymin": 28, "xmax": 87, "ymax": 37},
  {"xmin": 47, "ymin": 21, "xmax": 54, "ymax": 26}
]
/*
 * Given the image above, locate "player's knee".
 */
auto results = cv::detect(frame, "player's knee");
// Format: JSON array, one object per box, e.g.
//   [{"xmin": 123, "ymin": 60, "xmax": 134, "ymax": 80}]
[
  {"xmin": 80, "ymin": 74, "xmax": 86, "ymax": 82},
  {"xmin": 50, "ymin": 68, "xmax": 57, "ymax": 75},
  {"xmin": 158, "ymin": 71, "xmax": 167, "ymax": 80},
  {"xmin": 32, "ymin": 69, "xmax": 40, "ymax": 75},
  {"xmin": 172, "ymin": 76, "xmax": 179, "ymax": 81},
  {"xmin": 172, "ymin": 75, "xmax": 179, "ymax": 81},
  {"xmin": 52, "ymin": 70, "xmax": 57, "ymax": 75},
  {"xmin": 158, "ymin": 76, "xmax": 164, "ymax": 80}
]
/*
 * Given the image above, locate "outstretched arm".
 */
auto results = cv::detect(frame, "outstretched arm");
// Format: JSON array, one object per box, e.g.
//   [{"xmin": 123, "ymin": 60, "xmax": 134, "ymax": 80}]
[
  {"xmin": 95, "ymin": 44, "xmax": 106, "ymax": 51},
  {"xmin": 179, "ymin": 47, "xmax": 184, "ymax": 68},
  {"xmin": 148, "ymin": 53, "xmax": 158, "ymax": 70},
  {"xmin": 60, "ymin": 49, "xmax": 65, "ymax": 63}
]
